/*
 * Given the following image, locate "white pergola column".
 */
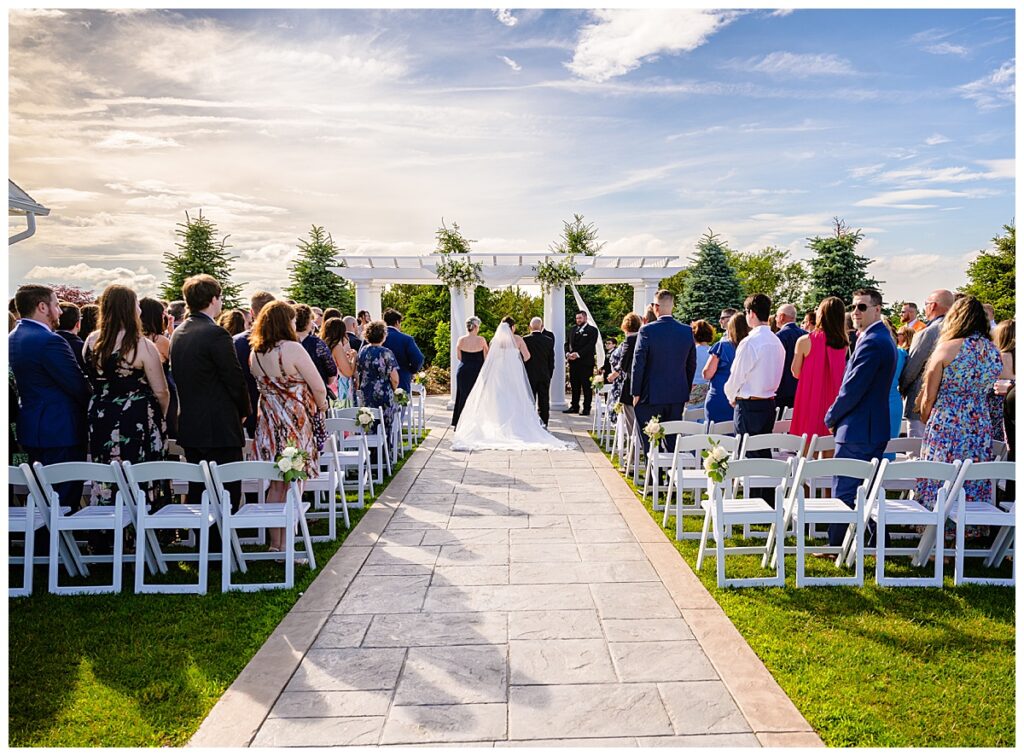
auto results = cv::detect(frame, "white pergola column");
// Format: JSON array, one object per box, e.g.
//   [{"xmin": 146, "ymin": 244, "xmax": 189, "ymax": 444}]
[
  {"xmin": 632, "ymin": 279, "xmax": 662, "ymax": 317},
  {"xmin": 354, "ymin": 282, "xmax": 383, "ymax": 319},
  {"xmin": 448, "ymin": 286, "xmax": 475, "ymax": 409},
  {"xmin": 544, "ymin": 284, "xmax": 569, "ymax": 411}
]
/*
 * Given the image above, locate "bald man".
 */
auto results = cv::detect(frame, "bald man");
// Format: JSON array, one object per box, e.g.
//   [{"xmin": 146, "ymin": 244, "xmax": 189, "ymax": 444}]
[
  {"xmin": 899, "ymin": 288, "xmax": 955, "ymax": 436},
  {"xmin": 774, "ymin": 303, "xmax": 806, "ymax": 411}
]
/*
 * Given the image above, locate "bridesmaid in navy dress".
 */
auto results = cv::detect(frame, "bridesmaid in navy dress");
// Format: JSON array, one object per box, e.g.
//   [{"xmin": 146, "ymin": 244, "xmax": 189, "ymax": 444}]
[{"xmin": 452, "ymin": 317, "xmax": 489, "ymax": 427}]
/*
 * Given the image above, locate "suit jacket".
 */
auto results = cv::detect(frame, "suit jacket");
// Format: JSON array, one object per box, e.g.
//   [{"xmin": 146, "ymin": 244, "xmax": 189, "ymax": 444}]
[
  {"xmin": 825, "ymin": 319, "xmax": 897, "ymax": 445},
  {"xmin": 775, "ymin": 322, "xmax": 807, "ymax": 406},
  {"xmin": 898, "ymin": 315, "xmax": 944, "ymax": 421},
  {"xmin": 171, "ymin": 312, "xmax": 250, "ymax": 448},
  {"xmin": 619, "ymin": 332, "xmax": 639, "ymax": 401},
  {"xmin": 9, "ymin": 319, "xmax": 90, "ymax": 448},
  {"xmin": 522, "ymin": 331, "xmax": 555, "ymax": 387},
  {"xmin": 630, "ymin": 316, "xmax": 697, "ymax": 406},
  {"xmin": 346, "ymin": 332, "xmax": 363, "ymax": 352},
  {"xmin": 383, "ymin": 326, "xmax": 425, "ymax": 393},
  {"xmin": 57, "ymin": 329, "xmax": 89, "ymax": 376},
  {"xmin": 566, "ymin": 323, "xmax": 599, "ymax": 369},
  {"xmin": 232, "ymin": 330, "xmax": 259, "ymax": 437}
]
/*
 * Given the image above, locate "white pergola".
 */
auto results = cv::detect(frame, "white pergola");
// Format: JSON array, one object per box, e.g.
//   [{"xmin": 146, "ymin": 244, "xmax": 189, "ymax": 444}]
[
  {"xmin": 329, "ymin": 252, "xmax": 687, "ymax": 409},
  {"xmin": 9, "ymin": 180, "xmax": 50, "ymax": 245}
]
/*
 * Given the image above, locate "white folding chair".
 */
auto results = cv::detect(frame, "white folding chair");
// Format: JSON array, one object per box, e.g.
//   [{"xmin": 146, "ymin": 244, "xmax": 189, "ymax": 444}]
[
  {"xmin": 592, "ymin": 384, "xmax": 613, "ymax": 435},
  {"xmin": 941, "ymin": 460, "xmax": 1015, "ymax": 586},
  {"xmin": 17, "ymin": 463, "xmax": 86, "ymax": 583},
  {"xmin": 335, "ymin": 406, "xmax": 392, "ymax": 483},
  {"xmin": 9, "ymin": 464, "xmax": 46, "ymax": 597},
  {"xmin": 206, "ymin": 461, "xmax": 316, "ymax": 592},
  {"xmin": 411, "ymin": 383, "xmax": 427, "ymax": 440},
  {"xmin": 663, "ymin": 435, "xmax": 741, "ymax": 541},
  {"xmin": 708, "ymin": 419, "xmax": 736, "ymax": 436},
  {"xmin": 642, "ymin": 420, "xmax": 707, "ymax": 510},
  {"xmin": 885, "ymin": 437, "xmax": 923, "ymax": 461},
  {"xmin": 990, "ymin": 440, "xmax": 1008, "ymax": 462},
  {"xmin": 119, "ymin": 460, "xmax": 217, "ymax": 595},
  {"xmin": 738, "ymin": 433, "xmax": 807, "ymax": 538},
  {"xmin": 696, "ymin": 458, "xmax": 791, "ymax": 588},
  {"xmin": 327, "ymin": 417, "xmax": 374, "ymax": 505},
  {"xmin": 683, "ymin": 407, "xmax": 705, "ymax": 423},
  {"xmin": 772, "ymin": 419, "xmax": 792, "ymax": 434},
  {"xmin": 304, "ymin": 434, "xmax": 348, "ymax": 541},
  {"xmin": 35, "ymin": 461, "xmax": 139, "ymax": 595}
]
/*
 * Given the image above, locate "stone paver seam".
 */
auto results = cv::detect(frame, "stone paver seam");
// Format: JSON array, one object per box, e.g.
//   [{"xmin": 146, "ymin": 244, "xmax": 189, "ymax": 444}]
[{"xmin": 377, "ymin": 646, "xmax": 412, "ymax": 745}]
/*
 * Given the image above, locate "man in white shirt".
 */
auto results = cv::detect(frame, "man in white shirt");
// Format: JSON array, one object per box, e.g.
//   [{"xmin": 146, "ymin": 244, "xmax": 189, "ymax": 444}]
[{"xmin": 724, "ymin": 293, "xmax": 785, "ymax": 470}]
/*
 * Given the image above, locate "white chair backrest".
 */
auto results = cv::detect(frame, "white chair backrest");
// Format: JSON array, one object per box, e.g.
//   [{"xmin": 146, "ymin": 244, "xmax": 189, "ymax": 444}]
[
  {"xmin": 722, "ymin": 458, "xmax": 792, "ymax": 485},
  {"xmin": 808, "ymin": 434, "xmax": 836, "ymax": 458},
  {"xmin": 674, "ymin": 434, "xmax": 741, "ymax": 456},
  {"xmin": 798, "ymin": 457, "xmax": 878, "ymax": 485},
  {"xmin": 772, "ymin": 419, "xmax": 792, "ymax": 434},
  {"xmin": 683, "ymin": 407, "xmax": 705, "ymax": 423},
  {"xmin": 991, "ymin": 440, "xmax": 1008, "ymax": 461},
  {"xmin": 206, "ymin": 460, "xmax": 300, "ymax": 505},
  {"xmin": 708, "ymin": 420, "xmax": 736, "ymax": 435},
  {"xmin": 411, "ymin": 384, "xmax": 426, "ymax": 397},
  {"xmin": 885, "ymin": 437, "xmax": 923, "ymax": 456},
  {"xmin": 952, "ymin": 460, "xmax": 1015, "ymax": 503},
  {"xmin": 122, "ymin": 460, "xmax": 207, "ymax": 487},
  {"xmin": 741, "ymin": 433, "xmax": 807, "ymax": 457},
  {"xmin": 661, "ymin": 420, "xmax": 708, "ymax": 438}
]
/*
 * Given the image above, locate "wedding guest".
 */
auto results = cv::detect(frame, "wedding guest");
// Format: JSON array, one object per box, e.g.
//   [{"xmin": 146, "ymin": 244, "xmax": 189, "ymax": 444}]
[
  {"xmin": 249, "ymin": 300, "xmax": 328, "ymax": 553},
  {"xmin": 896, "ymin": 325, "xmax": 915, "ymax": 351},
  {"xmin": 79, "ymin": 303, "xmax": 100, "ymax": 343},
  {"xmin": 601, "ymin": 337, "xmax": 617, "ymax": 382},
  {"xmin": 140, "ymin": 297, "xmax": 177, "ymax": 437},
  {"xmin": 643, "ymin": 304, "xmax": 658, "ymax": 324},
  {"xmin": 170, "ymin": 274, "xmax": 251, "ymax": 509},
  {"xmin": 845, "ymin": 312, "xmax": 858, "ymax": 354},
  {"xmin": 452, "ymin": 317, "xmax": 488, "ymax": 427},
  {"xmin": 768, "ymin": 314, "xmax": 778, "ymax": 333},
  {"xmin": 899, "ymin": 289, "xmax": 954, "ymax": 436},
  {"xmin": 233, "ymin": 290, "xmax": 276, "ymax": 438},
  {"xmin": 724, "ymin": 293, "xmax": 785, "ymax": 457},
  {"xmin": 9, "ymin": 297, "xmax": 19, "ymax": 321},
  {"xmin": 341, "ymin": 315, "xmax": 362, "ymax": 351},
  {"xmin": 988, "ymin": 319, "xmax": 1015, "ymax": 442},
  {"xmin": 704, "ymin": 313, "xmax": 748, "ymax": 423},
  {"xmin": 800, "ymin": 309, "xmax": 816, "ymax": 332},
  {"xmin": 900, "ymin": 302, "xmax": 927, "ymax": 333},
  {"xmin": 983, "ymin": 303, "xmax": 997, "ymax": 332},
  {"xmin": 311, "ymin": 306, "xmax": 324, "ymax": 330},
  {"xmin": 323, "ymin": 307, "xmax": 342, "ymax": 323},
  {"xmin": 356, "ymin": 309, "xmax": 372, "ymax": 338},
  {"xmin": 167, "ymin": 300, "xmax": 186, "ymax": 329},
  {"xmin": 8, "ymin": 311, "xmax": 16, "ymax": 332},
  {"xmin": 882, "ymin": 320, "xmax": 908, "ymax": 459},
  {"xmin": 84, "ymin": 285, "xmax": 169, "ymax": 502},
  {"xmin": 688, "ymin": 320, "xmax": 714, "ymax": 408},
  {"xmin": 916, "ymin": 296, "xmax": 1011, "ymax": 527},
  {"xmin": 523, "ymin": 317, "xmax": 555, "ymax": 428},
  {"xmin": 824, "ymin": 288, "xmax": 897, "ymax": 545},
  {"xmin": 320, "ymin": 317, "xmax": 357, "ymax": 405},
  {"xmin": 564, "ymin": 310, "xmax": 599, "ymax": 415},
  {"xmin": 612, "ymin": 313, "xmax": 642, "ymax": 439},
  {"xmin": 56, "ymin": 301, "xmax": 89, "ymax": 375},
  {"xmin": 631, "ymin": 289, "xmax": 696, "ymax": 452},
  {"xmin": 9, "ymin": 285, "xmax": 91, "ymax": 512},
  {"xmin": 718, "ymin": 308, "xmax": 738, "ymax": 334},
  {"xmin": 774, "ymin": 303, "xmax": 807, "ymax": 411},
  {"xmin": 995, "ymin": 381, "xmax": 1014, "ymax": 503},
  {"xmin": 790, "ymin": 297, "xmax": 848, "ymax": 443},
  {"xmin": 355, "ymin": 319, "xmax": 400, "ymax": 442},
  {"xmin": 294, "ymin": 304, "xmax": 336, "ymax": 397},
  {"xmin": 217, "ymin": 308, "xmax": 246, "ymax": 336},
  {"xmin": 382, "ymin": 308, "xmax": 425, "ymax": 394}
]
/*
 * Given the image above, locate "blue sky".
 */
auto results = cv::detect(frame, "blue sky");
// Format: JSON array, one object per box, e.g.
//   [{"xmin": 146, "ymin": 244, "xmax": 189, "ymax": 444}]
[{"xmin": 8, "ymin": 7, "xmax": 1015, "ymax": 305}]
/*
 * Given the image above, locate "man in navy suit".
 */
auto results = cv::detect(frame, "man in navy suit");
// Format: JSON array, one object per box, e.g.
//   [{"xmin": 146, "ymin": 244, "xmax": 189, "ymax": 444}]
[
  {"xmin": 773, "ymin": 303, "xmax": 806, "ymax": 411},
  {"xmin": 9, "ymin": 285, "xmax": 91, "ymax": 512},
  {"xmin": 383, "ymin": 308, "xmax": 424, "ymax": 393},
  {"xmin": 630, "ymin": 289, "xmax": 696, "ymax": 452},
  {"xmin": 824, "ymin": 288, "xmax": 897, "ymax": 546}
]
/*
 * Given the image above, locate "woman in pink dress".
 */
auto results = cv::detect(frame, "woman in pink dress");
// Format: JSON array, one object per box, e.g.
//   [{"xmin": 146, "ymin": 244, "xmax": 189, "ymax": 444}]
[{"xmin": 790, "ymin": 296, "xmax": 849, "ymax": 444}]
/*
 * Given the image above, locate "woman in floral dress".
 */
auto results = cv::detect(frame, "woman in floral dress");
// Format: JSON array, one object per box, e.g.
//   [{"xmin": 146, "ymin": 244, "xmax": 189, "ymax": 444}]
[
  {"xmin": 84, "ymin": 285, "xmax": 170, "ymax": 504},
  {"xmin": 355, "ymin": 320, "xmax": 400, "ymax": 441},
  {"xmin": 916, "ymin": 297, "xmax": 1013, "ymax": 529},
  {"xmin": 249, "ymin": 301, "xmax": 329, "ymax": 552}
]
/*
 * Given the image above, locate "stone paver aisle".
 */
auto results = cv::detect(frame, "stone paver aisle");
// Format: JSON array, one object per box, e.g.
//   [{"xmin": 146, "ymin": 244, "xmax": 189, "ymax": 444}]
[{"xmin": 191, "ymin": 397, "xmax": 820, "ymax": 748}]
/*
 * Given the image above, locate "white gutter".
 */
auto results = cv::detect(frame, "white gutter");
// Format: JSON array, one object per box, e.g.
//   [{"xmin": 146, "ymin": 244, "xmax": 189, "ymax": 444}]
[{"xmin": 9, "ymin": 211, "xmax": 37, "ymax": 245}]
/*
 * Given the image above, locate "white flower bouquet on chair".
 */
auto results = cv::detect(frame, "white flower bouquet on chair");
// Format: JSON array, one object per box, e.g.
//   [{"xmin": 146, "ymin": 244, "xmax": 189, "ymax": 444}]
[
  {"xmin": 394, "ymin": 388, "xmax": 410, "ymax": 406},
  {"xmin": 644, "ymin": 416, "xmax": 665, "ymax": 447},
  {"xmin": 275, "ymin": 443, "xmax": 310, "ymax": 484},
  {"xmin": 356, "ymin": 408, "xmax": 375, "ymax": 432},
  {"xmin": 591, "ymin": 374, "xmax": 606, "ymax": 392},
  {"xmin": 701, "ymin": 438, "xmax": 731, "ymax": 483}
]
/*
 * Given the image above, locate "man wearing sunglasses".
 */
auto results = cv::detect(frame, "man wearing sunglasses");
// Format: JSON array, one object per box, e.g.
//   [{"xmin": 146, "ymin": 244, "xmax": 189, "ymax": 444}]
[
  {"xmin": 824, "ymin": 288, "xmax": 897, "ymax": 546},
  {"xmin": 899, "ymin": 289, "xmax": 954, "ymax": 437}
]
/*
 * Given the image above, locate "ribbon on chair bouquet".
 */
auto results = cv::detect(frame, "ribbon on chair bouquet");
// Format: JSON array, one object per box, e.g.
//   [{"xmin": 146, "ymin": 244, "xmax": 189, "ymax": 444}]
[{"xmin": 569, "ymin": 282, "xmax": 606, "ymax": 368}]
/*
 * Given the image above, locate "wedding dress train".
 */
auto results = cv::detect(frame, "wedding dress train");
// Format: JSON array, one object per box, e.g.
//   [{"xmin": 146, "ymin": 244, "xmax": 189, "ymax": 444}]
[{"xmin": 451, "ymin": 323, "xmax": 576, "ymax": 452}]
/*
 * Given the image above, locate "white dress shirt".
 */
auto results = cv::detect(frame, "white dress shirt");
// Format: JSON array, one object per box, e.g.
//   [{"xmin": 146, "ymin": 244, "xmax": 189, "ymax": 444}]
[{"xmin": 724, "ymin": 325, "xmax": 786, "ymax": 403}]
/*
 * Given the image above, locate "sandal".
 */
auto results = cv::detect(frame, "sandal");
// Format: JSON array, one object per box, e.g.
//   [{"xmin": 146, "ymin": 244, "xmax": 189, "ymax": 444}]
[{"xmin": 268, "ymin": 546, "xmax": 285, "ymax": 564}]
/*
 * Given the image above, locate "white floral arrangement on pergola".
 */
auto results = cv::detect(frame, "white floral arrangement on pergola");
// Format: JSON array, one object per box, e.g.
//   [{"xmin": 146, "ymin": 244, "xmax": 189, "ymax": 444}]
[{"xmin": 434, "ymin": 219, "xmax": 484, "ymax": 293}]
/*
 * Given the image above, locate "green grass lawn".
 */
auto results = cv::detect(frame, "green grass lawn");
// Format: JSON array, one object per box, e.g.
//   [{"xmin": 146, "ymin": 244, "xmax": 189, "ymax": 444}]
[
  {"xmin": 592, "ymin": 433, "xmax": 1015, "ymax": 748},
  {"xmin": 8, "ymin": 434, "xmax": 426, "ymax": 747}
]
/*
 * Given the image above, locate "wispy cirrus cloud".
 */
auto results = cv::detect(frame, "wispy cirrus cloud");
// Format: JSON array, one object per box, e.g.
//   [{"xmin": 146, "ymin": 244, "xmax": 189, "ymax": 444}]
[
  {"xmin": 958, "ymin": 59, "xmax": 1014, "ymax": 109},
  {"xmin": 97, "ymin": 131, "xmax": 182, "ymax": 150},
  {"xmin": 924, "ymin": 133, "xmax": 951, "ymax": 145},
  {"xmin": 498, "ymin": 55, "xmax": 521, "ymax": 72},
  {"xmin": 855, "ymin": 188, "xmax": 968, "ymax": 209},
  {"xmin": 493, "ymin": 9, "xmax": 517, "ymax": 28},
  {"xmin": 924, "ymin": 42, "xmax": 968, "ymax": 56},
  {"xmin": 729, "ymin": 51, "xmax": 857, "ymax": 78}
]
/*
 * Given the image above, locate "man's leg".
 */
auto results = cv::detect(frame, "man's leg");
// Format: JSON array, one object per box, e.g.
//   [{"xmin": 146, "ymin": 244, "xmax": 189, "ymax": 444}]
[
  {"xmin": 734, "ymin": 399, "xmax": 776, "ymax": 503},
  {"xmin": 663, "ymin": 403, "xmax": 684, "ymax": 452},
  {"xmin": 634, "ymin": 403, "xmax": 654, "ymax": 455},
  {"xmin": 830, "ymin": 440, "xmax": 887, "ymax": 546},
  {"xmin": 581, "ymin": 365, "xmax": 594, "ymax": 414},
  {"xmin": 567, "ymin": 367, "xmax": 582, "ymax": 412},
  {"xmin": 535, "ymin": 380, "xmax": 550, "ymax": 427}
]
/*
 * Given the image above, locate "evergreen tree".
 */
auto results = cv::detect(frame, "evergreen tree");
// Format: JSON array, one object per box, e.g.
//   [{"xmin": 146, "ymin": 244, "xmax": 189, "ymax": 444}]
[
  {"xmin": 727, "ymin": 246, "xmax": 808, "ymax": 306},
  {"xmin": 803, "ymin": 218, "xmax": 880, "ymax": 309},
  {"xmin": 550, "ymin": 213, "xmax": 605, "ymax": 257},
  {"xmin": 285, "ymin": 225, "xmax": 354, "ymax": 312},
  {"xmin": 678, "ymin": 230, "xmax": 744, "ymax": 323},
  {"xmin": 382, "ymin": 283, "xmax": 449, "ymax": 366},
  {"xmin": 160, "ymin": 210, "xmax": 244, "ymax": 308},
  {"xmin": 961, "ymin": 222, "xmax": 1015, "ymax": 321}
]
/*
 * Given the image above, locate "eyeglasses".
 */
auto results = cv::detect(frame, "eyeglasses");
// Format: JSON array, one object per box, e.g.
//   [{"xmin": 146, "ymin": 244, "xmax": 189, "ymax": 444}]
[{"xmin": 848, "ymin": 303, "xmax": 871, "ymax": 313}]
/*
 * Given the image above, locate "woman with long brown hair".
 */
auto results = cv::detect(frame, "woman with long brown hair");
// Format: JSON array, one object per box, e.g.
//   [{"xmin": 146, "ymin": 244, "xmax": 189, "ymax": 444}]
[
  {"xmin": 790, "ymin": 296, "xmax": 849, "ymax": 440},
  {"xmin": 217, "ymin": 308, "xmax": 246, "ymax": 336},
  {"xmin": 320, "ymin": 317, "xmax": 357, "ymax": 406},
  {"xmin": 248, "ymin": 300, "xmax": 330, "ymax": 554},
  {"xmin": 83, "ymin": 285, "xmax": 169, "ymax": 501}
]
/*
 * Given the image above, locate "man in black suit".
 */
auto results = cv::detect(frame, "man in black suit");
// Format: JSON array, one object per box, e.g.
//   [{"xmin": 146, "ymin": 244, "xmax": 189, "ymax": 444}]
[
  {"xmin": 343, "ymin": 315, "xmax": 363, "ymax": 352},
  {"xmin": 564, "ymin": 310, "xmax": 599, "ymax": 415},
  {"xmin": 522, "ymin": 317, "xmax": 555, "ymax": 427},
  {"xmin": 773, "ymin": 303, "xmax": 807, "ymax": 411},
  {"xmin": 55, "ymin": 301, "xmax": 89, "ymax": 376},
  {"xmin": 170, "ymin": 274, "xmax": 251, "ymax": 510}
]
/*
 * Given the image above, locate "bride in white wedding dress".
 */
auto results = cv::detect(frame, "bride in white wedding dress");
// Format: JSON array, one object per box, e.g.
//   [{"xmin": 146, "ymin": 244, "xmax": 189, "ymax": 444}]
[{"xmin": 451, "ymin": 322, "xmax": 576, "ymax": 452}]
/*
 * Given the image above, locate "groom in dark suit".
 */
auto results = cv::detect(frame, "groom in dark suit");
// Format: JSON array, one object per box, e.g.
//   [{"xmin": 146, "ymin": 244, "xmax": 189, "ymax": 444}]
[
  {"xmin": 631, "ymin": 289, "xmax": 696, "ymax": 452},
  {"xmin": 564, "ymin": 310, "xmax": 599, "ymax": 415},
  {"xmin": 523, "ymin": 317, "xmax": 555, "ymax": 427}
]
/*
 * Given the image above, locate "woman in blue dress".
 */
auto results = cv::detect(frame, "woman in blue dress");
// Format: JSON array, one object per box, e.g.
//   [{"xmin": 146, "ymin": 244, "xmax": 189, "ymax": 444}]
[
  {"xmin": 703, "ymin": 313, "xmax": 749, "ymax": 423},
  {"xmin": 354, "ymin": 320, "xmax": 400, "ymax": 440}
]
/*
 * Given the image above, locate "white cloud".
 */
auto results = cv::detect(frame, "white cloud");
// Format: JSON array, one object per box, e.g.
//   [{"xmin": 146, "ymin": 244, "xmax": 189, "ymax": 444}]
[
  {"xmin": 25, "ymin": 263, "xmax": 159, "ymax": 295},
  {"xmin": 494, "ymin": 9, "xmax": 518, "ymax": 27},
  {"xmin": 498, "ymin": 55, "xmax": 522, "ymax": 72},
  {"xmin": 97, "ymin": 131, "xmax": 182, "ymax": 150},
  {"xmin": 959, "ymin": 59, "xmax": 1015, "ymax": 109},
  {"xmin": 924, "ymin": 42, "xmax": 968, "ymax": 57},
  {"xmin": 735, "ymin": 51, "xmax": 857, "ymax": 78},
  {"xmin": 855, "ymin": 189, "xmax": 968, "ymax": 209},
  {"xmin": 849, "ymin": 163, "xmax": 885, "ymax": 179},
  {"xmin": 874, "ymin": 161, "xmax": 1013, "ymax": 185},
  {"xmin": 34, "ymin": 188, "xmax": 103, "ymax": 205},
  {"xmin": 770, "ymin": 10, "xmax": 795, "ymax": 18},
  {"xmin": 924, "ymin": 133, "xmax": 951, "ymax": 145},
  {"xmin": 976, "ymin": 158, "xmax": 1014, "ymax": 179},
  {"xmin": 567, "ymin": 9, "xmax": 738, "ymax": 82}
]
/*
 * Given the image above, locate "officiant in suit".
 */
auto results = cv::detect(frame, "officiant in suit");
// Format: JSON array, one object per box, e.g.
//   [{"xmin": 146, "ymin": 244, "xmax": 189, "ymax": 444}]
[
  {"xmin": 523, "ymin": 317, "xmax": 555, "ymax": 427},
  {"xmin": 564, "ymin": 310, "xmax": 599, "ymax": 415},
  {"xmin": 631, "ymin": 290, "xmax": 696, "ymax": 452}
]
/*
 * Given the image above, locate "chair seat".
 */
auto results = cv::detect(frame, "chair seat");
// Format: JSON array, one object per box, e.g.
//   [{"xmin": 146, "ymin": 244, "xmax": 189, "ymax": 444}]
[
  {"xmin": 64, "ymin": 505, "xmax": 133, "ymax": 527},
  {"xmin": 146, "ymin": 502, "xmax": 214, "ymax": 526},
  {"xmin": 875, "ymin": 497, "xmax": 934, "ymax": 525},
  {"xmin": 671, "ymin": 469, "xmax": 712, "ymax": 489},
  {"xmin": 719, "ymin": 498, "xmax": 774, "ymax": 522},
  {"xmin": 948, "ymin": 501, "xmax": 1016, "ymax": 526},
  {"xmin": 8, "ymin": 506, "xmax": 46, "ymax": 531},
  {"xmin": 234, "ymin": 501, "xmax": 312, "ymax": 527},
  {"xmin": 802, "ymin": 497, "xmax": 853, "ymax": 513}
]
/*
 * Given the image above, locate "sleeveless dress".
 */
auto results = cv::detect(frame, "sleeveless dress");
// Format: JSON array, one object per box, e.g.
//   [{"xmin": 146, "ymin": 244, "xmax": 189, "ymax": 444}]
[
  {"xmin": 790, "ymin": 331, "xmax": 847, "ymax": 439},
  {"xmin": 704, "ymin": 339, "xmax": 735, "ymax": 423},
  {"xmin": 252, "ymin": 345, "xmax": 322, "ymax": 478},
  {"xmin": 452, "ymin": 349, "xmax": 485, "ymax": 427},
  {"xmin": 356, "ymin": 344, "xmax": 400, "ymax": 440},
  {"xmin": 916, "ymin": 335, "xmax": 1003, "ymax": 516},
  {"xmin": 883, "ymin": 348, "xmax": 908, "ymax": 461},
  {"xmin": 688, "ymin": 343, "xmax": 711, "ymax": 407}
]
